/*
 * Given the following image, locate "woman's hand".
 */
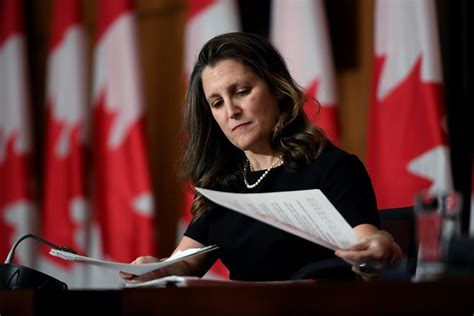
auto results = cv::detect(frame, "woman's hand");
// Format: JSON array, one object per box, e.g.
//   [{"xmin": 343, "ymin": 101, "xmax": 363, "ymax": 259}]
[
  {"xmin": 335, "ymin": 232, "xmax": 393, "ymax": 265},
  {"xmin": 334, "ymin": 225, "xmax": 402, "ymax": 280},
  {"xmin": 119, "ymin": 256, "xmax": 166, "ymax": 283},
  {"xmin": 119, "ymin": 236, "xmax": 215, "ymax": 283}
]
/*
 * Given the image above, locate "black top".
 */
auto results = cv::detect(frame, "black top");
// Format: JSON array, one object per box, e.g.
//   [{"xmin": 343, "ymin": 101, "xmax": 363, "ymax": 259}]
[{"xmin": 185, "ymin": 142, "xmax": 379, "ymax": 281}]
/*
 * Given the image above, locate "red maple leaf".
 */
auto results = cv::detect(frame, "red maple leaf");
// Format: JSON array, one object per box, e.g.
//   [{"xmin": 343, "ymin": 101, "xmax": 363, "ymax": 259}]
[
  {"xmin": 93, "ymin": 96, "xmax": 156, "ymax": 262},
  {"xmin": 368, "ymin": 55, "xmax": 448, "ymax": 209}
]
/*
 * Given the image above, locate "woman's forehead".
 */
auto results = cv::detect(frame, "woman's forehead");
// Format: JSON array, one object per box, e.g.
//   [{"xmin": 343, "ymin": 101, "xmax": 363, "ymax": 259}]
[{"xmin": 202, "ymin": 60, "xmax": 258, "ymax": 88}]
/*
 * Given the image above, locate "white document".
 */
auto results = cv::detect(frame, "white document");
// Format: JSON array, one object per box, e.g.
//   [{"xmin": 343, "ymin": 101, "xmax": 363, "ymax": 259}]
[
  {"xmin": 49, "ymin": 245, "xmax": 218, "ymax": 276},
  {"xmin": 125, "ymin": 275, "xmax": 200, "ymax": 288},
  {"xmin": 124, "ymin": 275, "xmax": 316, "ymax": 288},
  {"xmin": 196, "ymin": 188, "xmax": 358, "ymax": 250}
]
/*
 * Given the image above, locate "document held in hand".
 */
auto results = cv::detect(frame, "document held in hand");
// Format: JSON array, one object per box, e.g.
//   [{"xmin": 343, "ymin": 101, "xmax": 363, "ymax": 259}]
[
  {"xmin": 49, "ymin": 245, "xmax": 218, "ymax": 276},
  {"xmin": 196, "ymin": 188, "xmax": 358, "ymax": 250}
]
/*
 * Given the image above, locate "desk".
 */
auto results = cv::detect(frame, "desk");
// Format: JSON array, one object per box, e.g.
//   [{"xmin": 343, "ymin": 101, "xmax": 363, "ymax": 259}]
[{"xmin": 1, "ymin": 279, "xmax": 474, "ymax": 315}]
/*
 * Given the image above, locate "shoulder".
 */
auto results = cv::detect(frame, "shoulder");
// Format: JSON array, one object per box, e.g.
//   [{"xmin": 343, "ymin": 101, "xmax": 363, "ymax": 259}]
[
  {"xmin": 312, "ymin": 142, "xmax": 379, "ymax": 227},
  {"xmin": 305, "ymin": 141, "xmax": 374, "ymax": 197},
  {"xmin": 311, "ymin": 141, "xmax": 365, "ymax": 174},
  {"xmin": 278, "ymin": 142, "xmax": 367, "ymax": 190}
]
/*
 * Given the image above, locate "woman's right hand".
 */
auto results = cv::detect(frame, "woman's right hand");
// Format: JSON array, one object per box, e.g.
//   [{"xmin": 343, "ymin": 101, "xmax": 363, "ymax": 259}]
[
  {"xmin": 119, "ymin": 256, "xmax": 165, "ymax": 283},
  {"xmin": 120, "ymin": 236, "xmax": 215, "ymax": 283}
]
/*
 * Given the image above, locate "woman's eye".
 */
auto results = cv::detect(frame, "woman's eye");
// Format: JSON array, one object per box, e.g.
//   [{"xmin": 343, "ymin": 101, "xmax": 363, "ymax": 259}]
[
  {"xmin": 236, "ymin": 89, "xmax": 249, "ymax": 96},
  {"xmin": 211, "ymin": 99, "xmax": 223, "ymax": 108}
]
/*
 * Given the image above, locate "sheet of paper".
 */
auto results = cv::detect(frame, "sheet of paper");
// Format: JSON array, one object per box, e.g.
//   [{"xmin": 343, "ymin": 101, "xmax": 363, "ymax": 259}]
[
  {"xmin": 125, "ymin": 275, "xmax": 199, "ymax": 288},
  {"xmin": 49, "ymin": 245, "xmax": 218, "ymax": 276},
  {"xmin": 124, "ymin": 275, "xmax": 316, "ymax": 288},
  {"xmin": 196, "ymin": 188, "xmax": 357, "ymax": 250}
]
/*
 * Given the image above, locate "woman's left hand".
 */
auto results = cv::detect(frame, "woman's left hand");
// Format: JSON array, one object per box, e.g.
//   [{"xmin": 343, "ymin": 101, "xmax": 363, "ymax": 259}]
[{"xmin": 334, "ymin": 230, "xmax": 398, "ymax": 280}]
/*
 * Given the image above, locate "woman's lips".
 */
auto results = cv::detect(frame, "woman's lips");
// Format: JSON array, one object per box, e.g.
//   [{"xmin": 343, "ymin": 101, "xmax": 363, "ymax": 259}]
[{"xmin": 232, "ymin": 122, "xmax": 250, "ymax": 131}]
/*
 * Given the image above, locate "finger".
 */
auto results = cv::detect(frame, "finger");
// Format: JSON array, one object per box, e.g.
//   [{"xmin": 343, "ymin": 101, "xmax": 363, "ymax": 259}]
[
  {"xmin": 352, "ymin": 265, "xmax": 378, "ymax": 281},
  {"xmin": 335, "ymin": 249, "xmax": 372, "ymax": 263},
  {"xmin": 119, "ymin": 271, "xmax": 135, "ymax": 280},
  {"xmin": 120, "ymin": 256, "xmax": 159, "ymax": 281},
  {"xmin": 338, "ymin": 240, "xmax": 371, "ymax": 252},
  {"xmin": 127, "ymin": 270, "xmax": 163, "ymax": 283},
  {"xmin": 132, "ymin": 256, "xmax": 157, "ymax": 264},
  {"xmin": 334, "ymin": 240, "xmax": 370, "ymax": 262}
]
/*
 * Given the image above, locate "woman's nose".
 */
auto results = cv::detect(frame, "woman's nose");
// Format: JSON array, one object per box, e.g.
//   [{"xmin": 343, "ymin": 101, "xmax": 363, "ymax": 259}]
[{"xmin": 225, "ymin": 102, "xmax": 241, "ymax": 119}]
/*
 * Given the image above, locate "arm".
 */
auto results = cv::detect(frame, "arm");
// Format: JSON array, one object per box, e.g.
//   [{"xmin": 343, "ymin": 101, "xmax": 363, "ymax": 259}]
[
  {"xmin": 334, "ymin": 224, "xmax": 402, "ymax": 279},
  {"xmin": 119, "ymin": 236, "xmax": 217, "ymax": 282}
]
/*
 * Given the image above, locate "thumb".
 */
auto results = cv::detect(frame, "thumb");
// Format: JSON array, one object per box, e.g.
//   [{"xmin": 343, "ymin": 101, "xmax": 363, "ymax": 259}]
[
  {"xmin": 345, "ymin": 239, "xmax": 371, "ymax": 251},
  {"xmin": 132, "ymin": 256, "xmax": 158, "ymax": 264}
]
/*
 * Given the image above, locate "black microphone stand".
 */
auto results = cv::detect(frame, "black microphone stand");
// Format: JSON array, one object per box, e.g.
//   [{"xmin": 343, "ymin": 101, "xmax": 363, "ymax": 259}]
[{"xmin": 1, "ymin": 234, "xmax": 74, "ymax": 289}]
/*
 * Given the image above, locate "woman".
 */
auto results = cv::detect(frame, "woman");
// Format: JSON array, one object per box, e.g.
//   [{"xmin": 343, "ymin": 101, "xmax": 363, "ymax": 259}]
[{"xmin": 121, "ymin": 32, "xmax": 401, "ymax": 282}]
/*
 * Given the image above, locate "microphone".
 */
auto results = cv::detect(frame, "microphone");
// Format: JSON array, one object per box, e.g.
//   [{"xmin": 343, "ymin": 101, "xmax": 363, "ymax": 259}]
[
  {"xmin": 1, "ymin": 234, "xmax": 76, "ymax": 289},
  {"xmin": 4, "ymin": 233, "xmax": 76, "ymax": 264}
]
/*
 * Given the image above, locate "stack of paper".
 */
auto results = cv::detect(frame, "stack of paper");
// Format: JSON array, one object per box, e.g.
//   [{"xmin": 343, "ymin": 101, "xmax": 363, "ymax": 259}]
[
  {"xmin": 196, "ymin": 188, "xmax": 358, "ymax": 250},
  {"xmin": 49, "ymin": 245, "xmax": 218, "ymax": 276}
]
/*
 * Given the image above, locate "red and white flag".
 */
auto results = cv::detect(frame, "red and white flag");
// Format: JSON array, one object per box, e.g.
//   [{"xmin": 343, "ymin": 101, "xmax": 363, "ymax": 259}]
[
  {"xmin": 38, "ymin": 0, "xmax": 90, "ymax": 288},
  {"xmin": 270, "ymin": 0, "xmax": 339, "ymax": 143},
  {"xmin": 91, "ymin": 0, "xmax": 157, "ymax": 286},
  {"xmin": 179, "ymin": 0, "xmax": 241, "ymax": 279},
  {"xmin": 368, "ymin": 0, "xmax": 452, "ymax": 209},
  {"xmin": 184, "ymin": 0, "xmax": 241, "ymax": 77},
  {"xmin": 0, "ymin": 0, "xmax": 36, "ymax": 266}
]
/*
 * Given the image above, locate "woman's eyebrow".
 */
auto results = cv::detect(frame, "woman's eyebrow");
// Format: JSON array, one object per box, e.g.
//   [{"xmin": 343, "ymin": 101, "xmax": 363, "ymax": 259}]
[{"xmin": 206, "ymin": 82, "xmax": 241, "ymax": 100}]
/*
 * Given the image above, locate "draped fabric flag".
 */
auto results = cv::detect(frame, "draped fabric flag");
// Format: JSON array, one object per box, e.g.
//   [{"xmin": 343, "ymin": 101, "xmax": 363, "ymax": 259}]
[
  {"xmin": 92, "ymin": 0, "xmax": 156, "ymax": 286},
  {"xmin": 179, "ymin": 0, "xmax": 241, "ymax": 279},
  {"xmin": 368, "ymin": 0, "xmax": 452, "ymax": 209},
  {"xmin": 0, "ymin": 0, "xmax": 36, "ymax": 266},
  {"xmin": 38, "ymin": 0, "xmax": 90, "ymax": 288},
  {"xmin": 270, "ymin": 0, "xmax": 339, "ymax": 143}
]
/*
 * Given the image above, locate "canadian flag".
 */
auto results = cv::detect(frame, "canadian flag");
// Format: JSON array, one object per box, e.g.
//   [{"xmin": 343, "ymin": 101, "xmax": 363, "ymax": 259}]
[
  {"xmin": 0, "ymin": 0, "xmax": 37, "ymax": 266},
  {"xmin": 179, "ymin": 0, "xmax": 241, "ymax": 279},
  {"xmin": 38, "ymin": 0, "xmax": 90, "ymax": 288},
  {"xmin": 270, "ymin": 0, "xmax": 339, "ymax": 143},
  {"xmin": 368, "ymin": 0, "xmax": 453, "ymax": 209},
  {"xmin": 92, "ymin": 0, "xmax": 157, "ymax": 281}
]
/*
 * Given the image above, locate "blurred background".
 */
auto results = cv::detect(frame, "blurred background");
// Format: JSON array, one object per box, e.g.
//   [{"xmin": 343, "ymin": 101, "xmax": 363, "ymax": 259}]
[{"xmin": 1, "ymin": 0, "xmax": 472, "ymax": 287}]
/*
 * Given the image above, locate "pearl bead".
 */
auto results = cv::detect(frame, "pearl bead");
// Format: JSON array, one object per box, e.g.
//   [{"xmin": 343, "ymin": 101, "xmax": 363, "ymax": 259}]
[{"xmin": 243, "ymin": 156, "xmax": 283, "ymax": 189}]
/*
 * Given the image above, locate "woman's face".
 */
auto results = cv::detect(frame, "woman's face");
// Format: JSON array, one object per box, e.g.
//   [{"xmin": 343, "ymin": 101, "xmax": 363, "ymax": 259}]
[{"xmin": 201, "ymin": 59, "xmax": 280, "ymax": 154}]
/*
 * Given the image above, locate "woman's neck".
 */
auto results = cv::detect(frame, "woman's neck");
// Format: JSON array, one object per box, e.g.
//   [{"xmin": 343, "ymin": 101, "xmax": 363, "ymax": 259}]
[{"xmin": 244, "ymin": 152, "xmax": 282, "ymax": 171}]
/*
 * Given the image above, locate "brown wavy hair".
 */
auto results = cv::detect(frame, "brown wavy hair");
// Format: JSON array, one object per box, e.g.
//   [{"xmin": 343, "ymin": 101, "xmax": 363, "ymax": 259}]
[{"xmin": 181, "ymin": 32, "xmax": 326, "ymax": 220}]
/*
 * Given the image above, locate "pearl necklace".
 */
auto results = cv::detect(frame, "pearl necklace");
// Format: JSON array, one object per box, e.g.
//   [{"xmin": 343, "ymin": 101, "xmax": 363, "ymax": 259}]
[{"xmin": 243, "ymin": 156, "xmax": 283, "ymax": 189}]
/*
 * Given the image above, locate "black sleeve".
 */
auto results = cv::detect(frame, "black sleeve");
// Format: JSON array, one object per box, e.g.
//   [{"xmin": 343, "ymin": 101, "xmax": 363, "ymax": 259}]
[
  {"xmin": 320, "ymin": 153, "xmax": 380, "ymax": 228},
  {"xmin": 184, "ymin": 213, "xmax": 211, "ymax": 245}
]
